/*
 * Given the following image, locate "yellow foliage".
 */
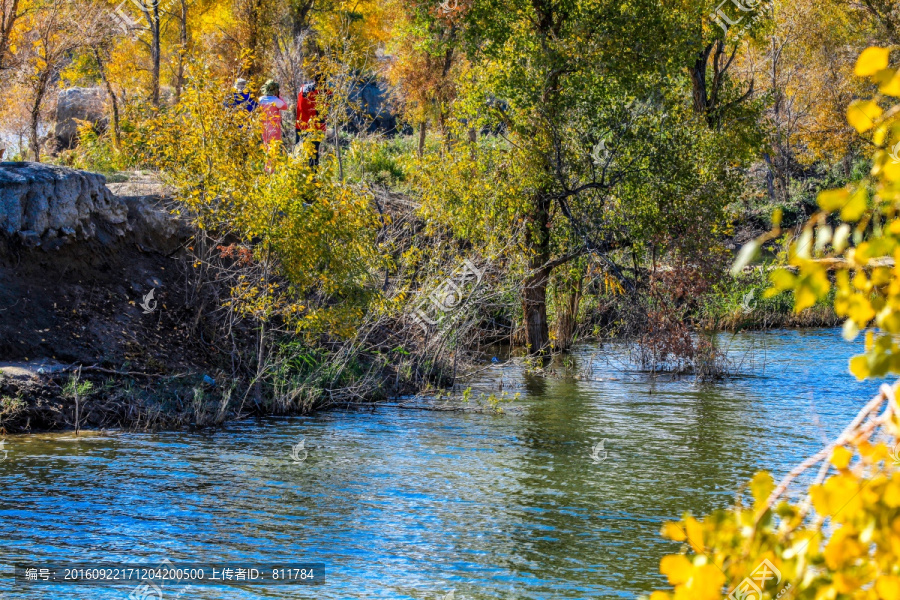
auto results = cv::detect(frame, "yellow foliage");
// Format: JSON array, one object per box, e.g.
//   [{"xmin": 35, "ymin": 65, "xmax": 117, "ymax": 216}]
[
  {"xmin": 856, "ymin": 47, "xmax": 891, "ymax": 77},
  {"xmin": 135, "ymin": 68, "xmax": 383, "ymax": 336},
  {"xmin": 652, "ymin": 46, "xmax": 900, "ymax": 600},
  {"xmin": 848, "ymin": 100, "xmax": 883, "ymax": 133}
]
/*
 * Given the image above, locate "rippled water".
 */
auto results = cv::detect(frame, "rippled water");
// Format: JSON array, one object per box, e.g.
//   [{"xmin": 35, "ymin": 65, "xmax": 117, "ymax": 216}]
[{"xmin": 0, "ymin": 329, "xmax": 881, "ymax": 599}]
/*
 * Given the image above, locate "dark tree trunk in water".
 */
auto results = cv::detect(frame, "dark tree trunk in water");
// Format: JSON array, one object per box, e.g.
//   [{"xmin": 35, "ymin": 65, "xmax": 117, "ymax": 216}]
[
  {"xmin": 522, "ymin": 194, "xmax": 551, "ymax": 355},
  {"xmin": 523, "ymin": 270, "xmax": 549, "ymax": 355},
  {"xmin": 554, "ymin": 263, "xmax": 585, "ymax": 352}
]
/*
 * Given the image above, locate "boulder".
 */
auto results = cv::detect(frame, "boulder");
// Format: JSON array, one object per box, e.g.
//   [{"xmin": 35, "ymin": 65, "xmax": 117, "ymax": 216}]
[
  {"xmin": 0, "ymin": 162, "xmax": 128, "ymax": 247},
  {"xmin": 55, "ymin": 87, "xmax": 108, "ymax": 149},
  {"xmin": 348, "ymin": 79, "xmax": 398, "ymax": 133}
]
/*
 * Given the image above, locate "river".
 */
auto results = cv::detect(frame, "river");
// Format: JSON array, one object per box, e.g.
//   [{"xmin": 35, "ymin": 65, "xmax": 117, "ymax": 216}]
[{"xmin": 0, "ymin": 328, "xmax": 880, "ymax": 599}]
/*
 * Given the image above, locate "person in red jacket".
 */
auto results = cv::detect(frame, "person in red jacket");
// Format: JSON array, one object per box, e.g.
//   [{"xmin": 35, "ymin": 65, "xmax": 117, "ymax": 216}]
[{"xmin": 296, "ymin": 75, "xmax": 327, "ymax": 168}]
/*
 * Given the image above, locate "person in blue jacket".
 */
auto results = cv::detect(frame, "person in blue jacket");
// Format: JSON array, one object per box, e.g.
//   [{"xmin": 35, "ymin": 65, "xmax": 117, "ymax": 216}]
[{"xmin": 225, "ymin": 78, "xmax": 258, "ymax": 112}]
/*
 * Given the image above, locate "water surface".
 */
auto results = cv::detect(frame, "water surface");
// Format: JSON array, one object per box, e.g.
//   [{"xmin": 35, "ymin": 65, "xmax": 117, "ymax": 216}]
[{"xmin": 0, "ymin": 328, "xmax": 879, "ymax": 598}]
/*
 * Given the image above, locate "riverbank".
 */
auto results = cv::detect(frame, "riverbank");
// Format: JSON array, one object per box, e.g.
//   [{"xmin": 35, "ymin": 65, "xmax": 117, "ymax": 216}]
[
  {"xmin": 0, "ymin": 164, "xmax": 839, "ymax": 434},
  {"xmin": 0, "ymin": 165, "xmax": 440, "ymax": 433},
  {"xmin": 0, "ymin": 165, "xmax": 241, "ymax": 432}
]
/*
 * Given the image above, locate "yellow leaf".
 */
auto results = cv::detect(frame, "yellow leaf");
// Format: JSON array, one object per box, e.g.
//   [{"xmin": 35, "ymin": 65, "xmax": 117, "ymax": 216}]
[
  {"xmin": 876, "ymin": 575, "xmax": 900, "ymax": 600},
  {"xmin": 884, "ymin": 478, "xmax": 900, "ymax": 508},
  {"xmin": 795, "ymin": 284, "xmax": 817, "ymax": 312},
  {"xmin": 661, "ymin": 522, "xmax": 686, "ymax": 542},
  {"xmin": 770, "ymin": 268, "xmax": 796, "ymax": 291},
  {"xmin": 815, "ymin": 473, "xmax": 863, "ymax": 518},
  {"xmin": 830, "ymin": 446, "xmax": 853, "ymax": 470},
  {"xmin": 750, "ymin": 471, "xmax": 775, "ymax": 507},
  {"xmin": 660, "ymin": 554, "xmax": 693, "ymax": 585},
  {"xmin": 848, "ymin": 100, "xmax": 883, "ymax": 133},
  {"xmin": 824, "ymin": 528, "xmax": 863, "ymax": 569},
  {"xmin": 884, "ymin": 160, "xmax": 900, "ymax": 182},
  {"xmin": 818, "ymin": 188, "xmax": 849, "ymax": 212},
  {"xmin": 848, "ymin": 294, "xmax": 875, "ymax": 326},
  {"xmin": 841, "ymin": 188, "xmax": 869, "ymax": 222},
  {"xmin": 687, "ymin": 565, "xmax": 727, "ymax": 600},
  {"xmin": 880, "ymin": 73, "xmax": 900, "ymax": 97},
  {"xmin": 850, "ymin": 353, "xmax": 872, "ymax": 380},
  {"xmin": 684, "ymin": 517, "xmax": 705, "ymax": 554},
  {"xmin": 856, "ymin": 47, "xmax": 891, "ymax": 76}
]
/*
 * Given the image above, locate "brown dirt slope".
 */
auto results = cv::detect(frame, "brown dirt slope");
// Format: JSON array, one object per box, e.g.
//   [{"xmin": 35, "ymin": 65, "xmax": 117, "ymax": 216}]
[{"xmin": 0, "ymin": 178, "xmax": 233, "ymax": 432}]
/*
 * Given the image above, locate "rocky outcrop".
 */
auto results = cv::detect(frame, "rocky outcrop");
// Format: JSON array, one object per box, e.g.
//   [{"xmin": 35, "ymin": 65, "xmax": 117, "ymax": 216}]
[
  {"xmin": 348, "ymin": 79, "xmax": 398, "ymax": 133},
  {"xmin": 0, "ymin": 162, "xmax": 128, "ymax": 249},
  {"xmin": 55, "ymin": 87, "xmax": 107, "ymax": 149}
]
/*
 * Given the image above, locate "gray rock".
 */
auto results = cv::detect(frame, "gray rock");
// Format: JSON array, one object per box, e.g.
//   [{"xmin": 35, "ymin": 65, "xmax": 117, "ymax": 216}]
[
  {"xmin": 55, "ymin": 87, "xmax": 108, "ymax": 149},
  {"xmin": 123, "ymin": 196, "xmax": 191, "ymax": 255},
  {"xmin": 348, "ymin": 79, "xmax": 398, "ymax": 133},
  {"xmin": 17, "ymin": 230, "xmax": 41, "ymax": 247},
  {"xmin": 0, "ymin": 162, "xmax": 128, "ymax": 244}
]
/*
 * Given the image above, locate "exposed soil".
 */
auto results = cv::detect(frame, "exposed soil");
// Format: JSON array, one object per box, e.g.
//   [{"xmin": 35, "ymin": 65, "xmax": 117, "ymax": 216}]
[{"xmin": 0, "ymin": 181, "xmax": 238, "ymax": 433}]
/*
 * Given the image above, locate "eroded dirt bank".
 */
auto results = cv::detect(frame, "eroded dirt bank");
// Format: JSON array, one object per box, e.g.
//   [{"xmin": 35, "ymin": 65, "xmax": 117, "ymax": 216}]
[{"xmin": 0, "ymin": 165, "xmax": 237, "ymax": 432}]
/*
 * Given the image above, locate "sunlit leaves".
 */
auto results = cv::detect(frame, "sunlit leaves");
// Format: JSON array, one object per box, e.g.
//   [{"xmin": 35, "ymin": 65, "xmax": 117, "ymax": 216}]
[
  {"xmin": 855, "ymin": 47, "xmax": 891, "ymax": 77},
  {"xmin": 136, "ymin": 72, "xmax": 383, "ymax": 337},
  {"xmin": 655, "ymin": 48, "xmax": 900, "ymax": 600},
  {"xmin": 847, "ymin": 100, "xmax": 883, "ymax": 133},
  {"xmin": 817, "ymin": 188, "xmax": 850, "ymax": 212}
]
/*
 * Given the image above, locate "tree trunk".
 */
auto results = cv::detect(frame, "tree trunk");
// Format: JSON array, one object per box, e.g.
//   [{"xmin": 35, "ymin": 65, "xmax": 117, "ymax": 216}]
[
  {"xmin": 763, "ymin": 152, "xmax": 776, "ymax": 203},
  {"xmin": 173, "ymin": 0, "xmax": 188, "ymax": 104},
  {"xmin": 690, "ymin": 44, "xmax": 712, "ymax": 116},
  {"xmin": 29, "ymin": 112, "xmax": 40, "ymax": 162},
  {"xmin": 417, "ymin": 121, "xmax": 426, "ymax": 158},
  {"xmin": 554, "ymin": 262, "xmax": 585, "ymax": 352},
  {"xmin": 94, "ymin": 47, "xmax": 121, "ymax": 149},
  {"xmin": 254, "ymin": 319, "xmax": 265, "ymax": 405},
  {"xmin": 523, "ymin": 269, "xmax": 550, "ymax": 355},
  {"xmin": 28, "ymin": 82, "xmax": 45, "ymax": 162},
  {"xmin": 334, "ymin": 124, "xmax": 343, "ymax": 181},
  {"xmin": 290, "ymin": 0, "xmax": 314, "ymax": 37},
  {"xmin": 245, "ymin": 0, "xmax": 264, "ymax": 78},
  {"xmin": 522, "ymin": 195, "xmax": 552, "ymax": 355},
  {"xmin": 150, "ymin": 0, "xmax": 160, "ymax": 106},
  {"xmin": 0, "ymin": 0, "xmax": 19, "ymax": 72}
]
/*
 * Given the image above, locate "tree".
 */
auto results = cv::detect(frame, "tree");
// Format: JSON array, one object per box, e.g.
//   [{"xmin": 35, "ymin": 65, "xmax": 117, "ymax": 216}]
[
  {"xmin": 652, "ymin": 46, "xmax": 900, "ymax": 600},
  {"xmin": 412, "ymin": 0, "xmax": 760, "ymax": 354},
  {"xmin": 385, "ymin": 0, "xmax": 466, "ymax": 155},
  {"xmin": 0, "ymin": 0, "xmax": 21, "ymax": 72},
  {"xmin": 132, "ymin": 0, "xmax": 164, "ymax": 106},
  {"xmin": 16, "ymin": 0, "xmax": 91, "ymax": 161}
]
